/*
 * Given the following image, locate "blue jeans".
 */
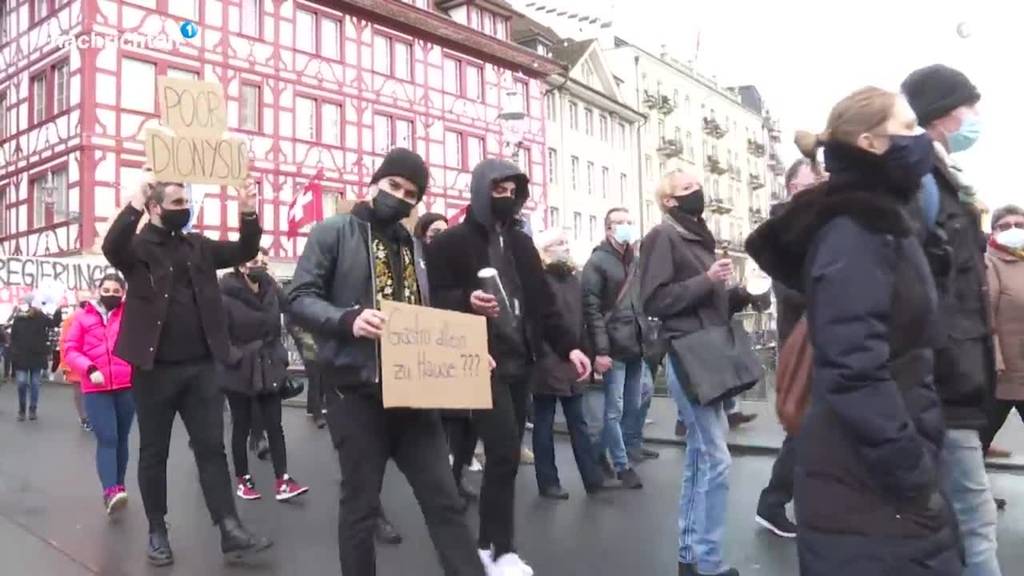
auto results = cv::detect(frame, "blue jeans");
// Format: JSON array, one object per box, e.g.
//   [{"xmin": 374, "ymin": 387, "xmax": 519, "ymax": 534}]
[
  {"xmin": 666, "ymin": 359, "xmax": 732, "ymax": 574},
  {"xmin": 533, "ymin": 393, "xmax": 603, "ymax": 490},
  {"xmin": 601, "ymin": 359, "xmax": 643, "ymax": 471},
  {"xmin": 941, "ymin": 428, "xmax": 1001, "ymax": 576},
  {"xmin": 84, "ymin": 389, "xmax": 136, "ymax": 492},
  {"xmin": 624, "ymin": 364, "xmax": 654, "ymax": 450},
  {"xmin": 15, "ymin": 369, "xmax": 42, "ymax": 413}
]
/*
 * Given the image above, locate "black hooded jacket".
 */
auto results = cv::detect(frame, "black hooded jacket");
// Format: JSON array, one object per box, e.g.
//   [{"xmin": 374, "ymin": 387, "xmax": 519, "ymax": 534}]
[{"xmin": 427, "ymin": 159, "xmax": 577, "ymax": 363}]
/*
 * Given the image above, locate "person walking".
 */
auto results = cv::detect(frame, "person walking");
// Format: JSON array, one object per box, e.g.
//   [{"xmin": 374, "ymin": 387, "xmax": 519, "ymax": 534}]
[
  {"xmin": 428, "ymin": 158, "xmax": 591, "ymax": 575},
  {"xmin": 62, "ymin": 273, "xmax": 135, "ymax": 516},
  {"xmin": 747, "ymin": 86, "xmax": 962, "ymax": 576},
  {"xmin": 9, "ymin": 295, "xmax": 62, "ymax": 421},
  {"xmin": 902, "ymin": 64, "xmax": 1000, "ymax": 576},
  {"xmin": 581, "ymin": 207, "xmax": 649, "ymax": 488},
  {"xmin": 102, "ymin": 171, "xmax": 271, "ymax": 566},
  {"xmin": 530, "ymin": 228, "xmax": 607, "ymax": 499},
  {"xmin": 220, "ymin": 249, "xmax": 309, "ymax": 503},
  {"xmin": 58, "ymin": 299, "xmax": 92, "ymax": 432},
  {"xmin": 288, "ymin": 148, "xmax": 485, "ymax": 576}
]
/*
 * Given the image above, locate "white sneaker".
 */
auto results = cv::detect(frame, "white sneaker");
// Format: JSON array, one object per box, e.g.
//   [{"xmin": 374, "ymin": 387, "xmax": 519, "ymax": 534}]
[
  {"xmin": 478, "ymin": 549, "xmax": 495, "ymax": 573},
  {"xmin": 468, "ymin": 457, "xmax": 483, "ymax": 472},
  {"xmin": 493, "ymin": 553, "xmax": 534, "ymax": 576}
]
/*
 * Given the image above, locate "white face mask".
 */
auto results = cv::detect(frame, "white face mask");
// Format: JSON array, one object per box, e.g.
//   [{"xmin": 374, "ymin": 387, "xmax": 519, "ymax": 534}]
[{"xmin": 996, "ymin": 227, "xmax": 1024, "ymax": 250}]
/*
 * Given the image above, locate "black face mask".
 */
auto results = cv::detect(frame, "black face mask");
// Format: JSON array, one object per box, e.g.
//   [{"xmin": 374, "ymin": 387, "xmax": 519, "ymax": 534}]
[
  {"xmin": 491, "ymin": 196, "xmax": 518, "ymax": 224},
  {"xmin": 881, "ymin": 133, "xmax": 935, "ymax": 194},
  {"xmin": 246, "ymin": 266, "xmax": 267, "ymax": 282},
  {"xmin": 670, "ymin": 189, "xmax": 705, "ymax": 220},
  {"xmin": 99, "ymin": 295, "xmax": 123, "ymax": 311},
  {"xmin": 372, "ymin": 192, "xmax": 414, "ymax": 225},
  {"xmin": 160, "ymin": 207, "xmax": 191, "ymax": 232}
]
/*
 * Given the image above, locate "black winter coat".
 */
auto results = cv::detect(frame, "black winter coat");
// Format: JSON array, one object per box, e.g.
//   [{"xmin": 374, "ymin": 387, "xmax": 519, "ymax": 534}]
[
  {"xmin": 102, "ymin": 205, "xmax": 262, "ymax": 369},
  {"xmin": 427, "ymin": 159, "xmax": 577, "ymax": 363},
  {"xmin": 531, "ymin": 264, "xmax": 588, "ymax": 397},
  {"xmin": 219, "ymin": 272, "xmax": 289, "ymax": 396},
  {"xmin": 768, "ymin": 202, "xmax": 806, "ymax": 344},
  {"xmin": 581, "ymin": 240, "xmax": 642, "ymax": 360},
  {"xmin": 8, "ymin": 308, "xmax": 61, "ymax": 371},
  {"xmin": 746, "ymin": 144, "xmax": 959, "ymax": 575}
]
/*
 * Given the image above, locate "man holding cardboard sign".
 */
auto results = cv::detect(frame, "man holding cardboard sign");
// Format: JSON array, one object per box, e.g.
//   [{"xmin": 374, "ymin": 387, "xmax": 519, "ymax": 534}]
[{"xmin": 287, "ymin": 148, "xmax": 485, "ymax": 576}]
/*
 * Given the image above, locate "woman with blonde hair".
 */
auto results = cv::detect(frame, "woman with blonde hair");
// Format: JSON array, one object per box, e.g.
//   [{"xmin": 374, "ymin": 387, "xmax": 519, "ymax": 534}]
[{"xmin": 747, "ymin": 87, "xmax": 961, "ymax": 575}]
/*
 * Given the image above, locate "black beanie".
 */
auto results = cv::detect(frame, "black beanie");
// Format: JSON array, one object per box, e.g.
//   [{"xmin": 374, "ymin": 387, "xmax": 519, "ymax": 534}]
[
  {"xmin": 370, "ymin": 148, "xmax": 430, "ymax": 200},
  {"xmin": 901, "ymin": 64, "xmax": 980, "ymax": 127}
]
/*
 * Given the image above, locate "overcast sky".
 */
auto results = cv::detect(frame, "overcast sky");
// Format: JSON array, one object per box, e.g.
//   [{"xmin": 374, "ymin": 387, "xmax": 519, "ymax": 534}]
[{"xmin": 604, "ymin": 0, "xmax": 1019, "ymax": 210}]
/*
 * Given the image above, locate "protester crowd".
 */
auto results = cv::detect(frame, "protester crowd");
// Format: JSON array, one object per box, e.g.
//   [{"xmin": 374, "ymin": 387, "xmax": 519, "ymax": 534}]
[{"xmin": 0, "ymin": 62, "xmax": 1016, "ymax": 576}]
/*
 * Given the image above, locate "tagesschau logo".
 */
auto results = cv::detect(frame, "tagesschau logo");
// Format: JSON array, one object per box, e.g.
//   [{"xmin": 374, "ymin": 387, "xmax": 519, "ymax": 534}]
[{"xmin": 51, "ymin": 21, "xmax": 199, "ymax": 50}]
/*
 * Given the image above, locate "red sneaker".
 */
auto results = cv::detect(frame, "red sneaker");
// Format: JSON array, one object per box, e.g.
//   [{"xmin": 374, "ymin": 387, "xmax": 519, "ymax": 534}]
[
  {"xmin": 236, "ymin": 475, "xmax": 262, "ymax": 500},
  {"xmin": 275, "ymin": 475, "xmax": 309, "ymax": 502}
]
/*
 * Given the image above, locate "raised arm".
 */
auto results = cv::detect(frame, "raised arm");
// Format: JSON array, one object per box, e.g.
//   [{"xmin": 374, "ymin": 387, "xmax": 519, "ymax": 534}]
[{"xmin": 205, "ymin": 179, "xmax": 262, "ymax": 270}]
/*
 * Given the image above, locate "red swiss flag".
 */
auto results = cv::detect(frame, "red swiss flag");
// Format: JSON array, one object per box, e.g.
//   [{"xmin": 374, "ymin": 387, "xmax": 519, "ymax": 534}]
[{"xmin": 287, "ymin": 167, "xmax": 325, "ymax": 239}]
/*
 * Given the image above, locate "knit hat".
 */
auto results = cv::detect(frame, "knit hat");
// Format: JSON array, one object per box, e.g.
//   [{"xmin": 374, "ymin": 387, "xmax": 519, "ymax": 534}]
[
  {"xmin": 901, "ymin": 64, "xmax": 981, "ymax": 127},
  {"xmin": 370, "ymin": 148, "xmax": 430, "ymax": 200}
]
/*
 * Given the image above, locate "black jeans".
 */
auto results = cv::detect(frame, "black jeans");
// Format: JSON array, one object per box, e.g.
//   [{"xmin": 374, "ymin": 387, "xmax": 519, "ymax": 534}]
[
  {"xmin": 226, "ymin": 391, "xmax": 286, "ymax": 478},
  {"xmin": 445, "ymin": 416, "xmax": 478, "ymax": 485},
  {"xmin": 305, "ymin": 361, "xmax": 327, "ymax": 416},
  {"xmin": 474, "ymin": 363, "xmax": 531, "ymax": 556},
  {"xmin": 758, "ymin": 433, "xmax": 796, "ymax": 512},
  {"xmin": 326, "ymin": 391, "xmax": 483, "ymax": 576},
  {"xmin": 533, "ymin": 393, "xmax": 603, "ymax": 490},
  {"xmin": 982, "ymin": 399, "xmax": 1024, "ymax": 451},
  {"xmin": 133, "ymin": 362, "xmax": 236, "ymax": 528}
]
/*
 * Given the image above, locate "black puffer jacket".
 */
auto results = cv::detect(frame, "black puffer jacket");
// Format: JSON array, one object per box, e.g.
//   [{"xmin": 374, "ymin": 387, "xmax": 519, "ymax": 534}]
[
  {"xmin": 8, "ymin": 307, "xmax": 62, "ymax": 371},
  {"xmin": 220, "ymin": 272, "xmax": 289, "ymax": 396},
  {"xmin": 747, "ymin": 144, "xmax": 959, "ymax": 575},
  {"xmin": 581, "ymin": 240, "xmax": 642, "ymax": 361},
  {"xmin": 531, "ymin": 263, "xmax": 588, "ymax": 397}
]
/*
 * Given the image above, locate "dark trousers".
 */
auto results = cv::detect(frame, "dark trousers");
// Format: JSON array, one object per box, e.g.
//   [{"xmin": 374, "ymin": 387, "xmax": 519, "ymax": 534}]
[
  {"xmin": 326, "ymin": 392, "xmax": 483, "ymax": 576},
  {"xmin": 445, "ymin": 416, "xmax": 478, "ymax": 484},
  {"xmin": 981, "ymin": 399, "xmax": 1024, "ymax": 451},
  {"xmin": 133, "ymin": 362, "xmax": 237, "ymax": 528},
  {"xmin": 226, "ymin": 391, "xmax": 286, "ymax": 478},
  {"xmin": 83, "ymin": 389, "xmax": 136, "ymax": 491},
  {"xmin": 474, "ymin": 364, "xmax": 531, "ymax": 556},
  {"xmin": 533, "ymin": 393, "xmax": 603, "ymax": 490},
  {"xmin": 758, "ymin": 433, "xmax": 796, "ymax": 512},
  {"xmin": 305, "ymin": 361, "xmax": 327, "ymax": 416}
]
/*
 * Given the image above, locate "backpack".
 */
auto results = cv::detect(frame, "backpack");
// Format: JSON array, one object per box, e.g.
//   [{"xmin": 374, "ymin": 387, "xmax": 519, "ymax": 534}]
[{"xmin": 775, "ymin": 315, "xmax": 812, "ymax": 435}]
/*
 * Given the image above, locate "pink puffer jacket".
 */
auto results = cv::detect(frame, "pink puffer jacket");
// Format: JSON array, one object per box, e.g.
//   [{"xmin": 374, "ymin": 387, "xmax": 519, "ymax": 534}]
[{"xmin": 62, "ymin": 302, "xmax": 132, "ymax": 393}]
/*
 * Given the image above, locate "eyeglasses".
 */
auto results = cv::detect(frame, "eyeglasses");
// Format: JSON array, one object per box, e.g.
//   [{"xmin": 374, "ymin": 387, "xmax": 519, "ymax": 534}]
[{"xmin": 995, "ymin": 222, "xmax": 1024, "ymax": 232}]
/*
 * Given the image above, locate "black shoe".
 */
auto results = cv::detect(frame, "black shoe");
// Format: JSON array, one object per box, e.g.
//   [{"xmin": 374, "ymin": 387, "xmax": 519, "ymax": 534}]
[
  {"xmin": 539, "ymin": 485, "xmax": 570, "ymax": 500},
  {"xmin": 727, "ymin": 412, "xmax": 757, "ymax": 429},
  {"xmin": 675, "ymin": 420, "xmax": 687, "ymax": 437},
  {"xmin": 995, "ymin": 497, "xmax": 1008, "ymax": 511},
  {"xmin": 680, "ymin": 565, "xmax": 740, "ymax": 576},
  {"xmin": 219, "ymin": 517, "xmax": 273, "ymax": 562},
  {"xmin": 28, "ymin": 408, "xmax": 37, "ymax": 421},
  {"xmin": 627, "ymin": 446, "xmax": 660, "ymax": 463},
  {"xmin": 755, "ymin": 506, "xmax": 797, "ymax": 538},
  {"xmin": 457, "ymin": 479, "xmax": 479, "ymax": 502},
  {"xmin": 617, "ymin": 468, "xmax": 643, "ymax": 489},
  {"xmin": 640, "ymin": 446, "xmax": 660, "ymax": 459},
  {"xmin": 313, "ymin": 414, "xmax": 327, "ymax": 429},
  {"xmin": 147, "ymin": 528, "xmax": 174, "ymax": 566},
  {"xmin": 375, "ymin": 514, "xmax": 402, "ymax": 545},
  {"xmin": 16, "ymin": 411, "xmax": 25, "ymax": 422},
  {"xmin": 598, "ymin": 454, "xmax": 616, "ymax": 479}
]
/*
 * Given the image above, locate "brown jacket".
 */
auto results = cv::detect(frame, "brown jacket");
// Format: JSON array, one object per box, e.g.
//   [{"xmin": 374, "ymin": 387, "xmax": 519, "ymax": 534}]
[{"xmin": 986, "ymin": 249, "xmax": 1024, "ymax": 400}]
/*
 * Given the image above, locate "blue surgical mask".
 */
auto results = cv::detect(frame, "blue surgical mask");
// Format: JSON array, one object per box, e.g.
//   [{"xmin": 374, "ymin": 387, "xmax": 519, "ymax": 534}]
[
  {"xmin": 948, "ymin": 115, "xmax": 981, "ymax": 153},
  {"xmin": 612, "ymin": 224, "xmax": 635, "ymax": 245}
]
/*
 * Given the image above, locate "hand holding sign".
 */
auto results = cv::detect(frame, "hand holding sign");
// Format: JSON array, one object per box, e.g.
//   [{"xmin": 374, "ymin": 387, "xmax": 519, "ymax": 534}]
[
  {"xmin": 131, "ymin": 167, "xmax": 157, "ymax": 211},
  {"xmin": 353, "ymin": 309, "xmax": 388, "ymax": 339},
  {"xmin": 235, "ymin": 176, "xmax": 259, "ymax": 214}
]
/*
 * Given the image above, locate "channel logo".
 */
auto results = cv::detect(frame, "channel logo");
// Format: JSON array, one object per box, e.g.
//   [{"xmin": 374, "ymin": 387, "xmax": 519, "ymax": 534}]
[{"xmin": 180, "ymin": 20, "xmax": 199, "ymax": 40}]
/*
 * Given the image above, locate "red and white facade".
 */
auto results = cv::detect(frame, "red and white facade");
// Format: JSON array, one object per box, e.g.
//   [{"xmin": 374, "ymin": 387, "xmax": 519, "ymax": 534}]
[{"xmin": 0, "ymin": 0, "xmax": 559, "ymax": 271}]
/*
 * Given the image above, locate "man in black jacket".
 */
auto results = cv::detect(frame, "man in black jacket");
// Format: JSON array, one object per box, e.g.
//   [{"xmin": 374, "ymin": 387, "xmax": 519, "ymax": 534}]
[
  {"xmin": 288, "ymin": 148, "xmax": 483, "ymax": 576},
  {"xmin": 103, "ymin": 171, "xmax": 270, "ymax": 566},
  {"xmin": 428, "ymin": 158, "xmax": 592, "ymax": 575},
  {"xmin": 902, "ymin": 64, "xmax": 1001, "ymax": 576},
  {"xmin": 581, "ymin": 207, "xmax": 650, "ymax": 488}
]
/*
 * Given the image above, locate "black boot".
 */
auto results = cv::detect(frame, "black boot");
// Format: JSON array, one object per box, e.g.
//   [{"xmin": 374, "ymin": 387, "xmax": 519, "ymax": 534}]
[
  {"xmin": 219, "ymin": 516, "xmax": 273, "ymax": 562},
  {"xmin": 374, "ymin": 513, "xmax": 403, "ymax": 545},
  {"xmin": 147, "ymin": 524, "xmax": 174, "ymax": 567}
]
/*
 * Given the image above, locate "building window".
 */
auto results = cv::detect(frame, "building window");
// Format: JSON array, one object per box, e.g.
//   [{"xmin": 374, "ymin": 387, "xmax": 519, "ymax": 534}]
[
  {"xmin": 240, "ymin": 83, "xmax": 261, "ymax": 130},
  {"xmin": 573, "ymin": 212, "xmax": 581, "ymax": 240},
  {"xmin": 619, "ymin": 173, "xmax": 627, "ymax": 203},
  {"xmin": 570, "ymin": 156, "xmax": 579, "ymax": 190},
  {"xmin": 494, "ymin": 16, "xmax": 509, "ymax": 40},
  {"xmin": 549, "ymin": 206, "xmax": 560, "ymax": 227},
  {"xmin": 589, "ymin": 215, "xmax": 598, "ymax": 242},
  {"xmin": 0, "ymin": 1, "xmax": 8, "ymax": 43},
  {"xmin": 586, "ymin": 161, "xmax": 594, "ymax": 195},
  {"xmin": 0, "ymin": 186, "xmax": 7, "ymax": 237},
  {"xmin": 599, "ymin": 115, "xmax": 609, "ymax": 142},
  {"xmin": 584, "ymin": 109, "xmax": 593, "ymax": 136},
  {"xmin": 582, "ymin": 62, "xmax": 594, "ymax": 85},
  {"xmin": 544, "ymin": 92, "xmax": 556, "ymax": 121},
  {"xmin": 601, "ymin": 167, "xmax": 609, "ymax": 198},
  {"xmin": 465, "ymin": 64, "xmax": 483, "ymax": 101},
  {"xmin": 444, "ymin": 130, "xmax": 463, "ymax": 168},
  {"xmin": 168, "ymin": 0, "xmax": 199, "ymax": 21},
  {"xmin": 167, "ymin": 67, "xmax": 198, "ymax": 80},
  {"xmin": 568, "ymin": 102, "xmax": 579, "ymax": 131},
  {"xmin": 443, "ymin": 57, "xmax": 461, "ymax": 95},
  {"xmin": 121, "ymin": 58, "xmax": 155, "ymax": 113},
  {"xmin": 374, "ymin": 114, "xmax": 413, "ymax": 153},
  {"xmin": 53, "ymin": 62, "xmax": 69, "ymax": 114},
  {"xmin": 657, "ymin": 118, "xmax": 665, "ymax": 141},
  {"xmin": 31, "ymin": 73, "xmax": 46, "ymax": 123},
  {"xmin": 618, "ymin": 122, "xmax": 627, "ymax": 150},
  {"xmin": 0, "ymin": 91, "xmax": 6, "ymax": 139},
  {"xmin": 674, "ymin": 126, "xmax": 682, "ymax": 143},
  {"xmin": 32, "ymin": 167, "xmax": 68, "ymax": 227},
  {"xmin": 547, "ymin": 148, "xmax": 558, "ymax": 184},
  {"xmin": 374, "ymin": 34, "xmax": 413, "ymax": 81},
  {"xmin": 686, "ymin": 131, "xmax": 694, "ymax": 159},
  {"xmin": 321, "ymin": 102, "xmax": 341, "ymax": 146},
  {"xmin": 516, "ymin": 147, "xmax": 531, "ymax": 176},
  {"xmin": 644, "ymin": 155, "xmax": 652, "ymax": 178},
  {"xmin": 33, "ymin": 0, "xmax": 47, "ymax": 22},
  {"xmin": 467, "ymin": 135, "xmax": 484, "ymax": 168},
  {"xmin": 295, "ymin": 95, "xmax": 316, "ymax": 141},
  {"xmin": 321, "ymin": 16, "xmax": 341, "ymax": 59},
  {"xmin": 295, "ymin": 9, "xmax": 315, "ymax": 52},
  {"xmin": 242, "ymin": 0, "xmax": 260, "ymax": 37},
  {"xmin": 515, "ymin": 80, "xmax": 528, "ymax": 114}
]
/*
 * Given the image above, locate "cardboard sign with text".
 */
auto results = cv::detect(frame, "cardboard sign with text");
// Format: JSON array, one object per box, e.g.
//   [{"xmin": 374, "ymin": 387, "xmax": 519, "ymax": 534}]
[
  {"xmin": 145, "ymin": 77, "xmax": 248, "ymax": 188},
  {"xmin": 380, "ymin": 300, "xmax": 492, "ymax": 409}
]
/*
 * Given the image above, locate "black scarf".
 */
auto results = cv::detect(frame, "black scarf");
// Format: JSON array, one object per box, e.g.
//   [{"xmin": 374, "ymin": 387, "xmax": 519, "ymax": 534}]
[{"xmin": 670, "ymin": 213, "xmax": 716, "ymax": 253}]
